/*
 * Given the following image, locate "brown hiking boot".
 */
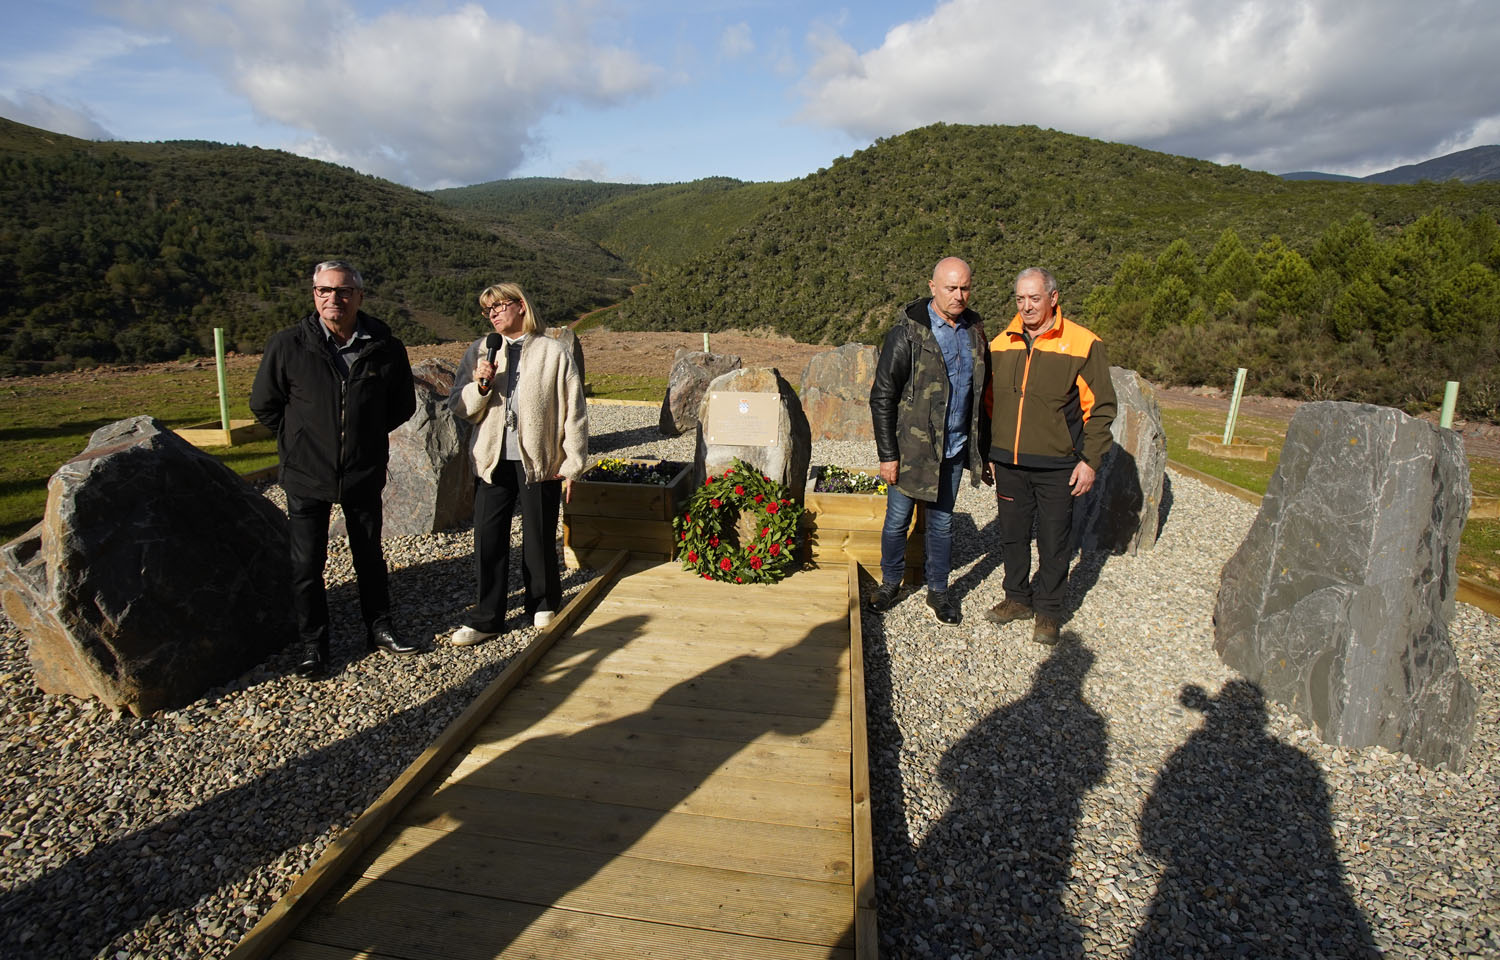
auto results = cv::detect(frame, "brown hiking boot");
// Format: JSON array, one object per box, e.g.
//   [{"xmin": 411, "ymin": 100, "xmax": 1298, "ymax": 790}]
[
  {"xmin": 1032, "ymin": 614, "xmax": 1061, "ymax": 645},
  {"xmin": 984, "ymin": 598, "xmax": 1035, "ymax": 625}
]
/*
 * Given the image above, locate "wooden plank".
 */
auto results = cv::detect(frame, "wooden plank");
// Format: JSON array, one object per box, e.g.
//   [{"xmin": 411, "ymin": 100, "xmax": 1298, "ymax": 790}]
[
  {"xmin": 369, "ymin": 816, "xmax": 852, "ymax": 906},
  {"xmin": 470, "ymin": 710, "xmax": 849, "ymax": 779},
  {"xmin": 563, "ymin": 516, "xmax": 678, "ymax": 548},
  {"xmin": 548, "ymin": 613, "xmax": 850, "ymax": 660},
  {"xmin": 230, "ymin": 553, "xmax": 631, "ymax": 960},
  {"xmin": 847, "ymin": 561, "xmax": 880, "ymax": 958},
  {"xmin": 288, "ymin": 876, "xmax": 852, "ymax": 960},
  {"xmin": 504, "ymin": 662, "xmax": 851, "ymax": 722},
  {"xmin": 440, "ymin": 752, "xmax": 851, "ymax": 830},
  {"xmin": 491, "ymin": 687, "xmax": 849, "ymax": 752}
]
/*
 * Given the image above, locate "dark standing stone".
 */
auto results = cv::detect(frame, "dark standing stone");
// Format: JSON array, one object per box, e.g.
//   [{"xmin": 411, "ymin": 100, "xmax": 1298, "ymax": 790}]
[
  {"xmin": 1075, "ymin": 367, "xmax": 1166, "ymax": 554},
  {"xmin": 800, "ymin": 343, "xmax": 879, "ymax": 441},
  {"xmin": 0, "ymin": 416, "xmax": 295, "ymax": 716},
  {"xmin": 694, "ymin": 367, "xmax": 812, "ymax": 503},
  {"xmin": 1213, "ymin": 402, "xmax": 1476, "ymax": 769},
  {"xmin": 362, "ymin": 358, "xmax": 473, "ymax": 536},
  {"xmin": 659, "ymin": 350, "xmax": 741, "ymax": 437}
]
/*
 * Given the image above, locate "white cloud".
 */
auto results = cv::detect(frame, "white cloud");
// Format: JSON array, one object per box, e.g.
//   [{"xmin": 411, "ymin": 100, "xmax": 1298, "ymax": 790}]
[
  {"xmin": 720, "ymin": 22, "xmax": 754, "ymax": 59},
  {"xmin": 111, "ymin": 0, "xmax": 660, "ymax": 187},
  {"xmin": 797, "ymin": 0, "xmax": 1500, "ymax": 175},
  {"xmin": 0, "ymin": 90, "xmax": 115, "ymax": 139},
  {"xmin": 563, "ymin": 159, "xmax": 642, "ymax": 183}
]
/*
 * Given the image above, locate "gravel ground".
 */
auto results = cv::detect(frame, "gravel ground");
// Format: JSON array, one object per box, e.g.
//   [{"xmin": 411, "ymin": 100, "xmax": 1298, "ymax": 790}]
[{"xmin": 1, "ymin": 402, "xmax": 1496, "ymax": 959}]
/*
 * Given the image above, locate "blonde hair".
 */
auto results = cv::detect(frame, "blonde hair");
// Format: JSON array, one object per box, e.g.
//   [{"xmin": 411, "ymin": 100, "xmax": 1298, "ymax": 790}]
[{"xmin": 478, "ymin": 282, "xmax": 543, "ymax": 335}]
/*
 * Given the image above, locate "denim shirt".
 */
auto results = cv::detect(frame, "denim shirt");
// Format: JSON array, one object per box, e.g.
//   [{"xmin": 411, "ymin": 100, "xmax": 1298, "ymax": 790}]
[{"xmin": 928, "ymin": 301, "xmax": 973, "ymax": 460}]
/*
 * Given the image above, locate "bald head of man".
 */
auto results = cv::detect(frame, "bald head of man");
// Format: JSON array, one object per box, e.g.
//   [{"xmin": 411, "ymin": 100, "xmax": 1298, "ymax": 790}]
[{"xmin": 928, "ymin": 257, "xmax": 973, "ymax": 324}]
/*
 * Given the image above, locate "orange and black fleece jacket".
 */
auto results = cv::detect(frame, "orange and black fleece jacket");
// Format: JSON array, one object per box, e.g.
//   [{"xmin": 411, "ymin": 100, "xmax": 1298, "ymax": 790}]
[{"xmin": 984, "ymin": 311, "xmax": 1117, "ymax": 471}]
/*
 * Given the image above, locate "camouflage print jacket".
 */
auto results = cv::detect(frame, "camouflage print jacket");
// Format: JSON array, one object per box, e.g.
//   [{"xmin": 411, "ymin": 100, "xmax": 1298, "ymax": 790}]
[{"xmin": 869, "ymin": 298, "xmax": 992, "ymax": 501}]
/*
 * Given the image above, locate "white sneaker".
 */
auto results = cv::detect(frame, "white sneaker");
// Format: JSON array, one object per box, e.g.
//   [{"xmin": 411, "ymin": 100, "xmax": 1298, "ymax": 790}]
[
  {"xmin": 450, "ymin": 625, "xmax": 498, "ymax": 647},
  {"xmin": 532, "ymin": 610, "xmax": 554, "ymax": 629}
]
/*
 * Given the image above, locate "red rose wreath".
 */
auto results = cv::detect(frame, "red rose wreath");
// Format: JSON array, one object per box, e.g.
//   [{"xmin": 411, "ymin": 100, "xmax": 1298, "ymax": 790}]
[{"xmin": 674, "ymin": 458, "xmax": 802, "ymax": 584}]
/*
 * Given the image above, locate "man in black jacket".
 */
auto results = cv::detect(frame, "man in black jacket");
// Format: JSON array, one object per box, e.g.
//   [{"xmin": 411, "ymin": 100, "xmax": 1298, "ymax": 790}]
[
  {"xmin": 251, "ymin": 261, "xmax": 419, "ymax": 677},
  {"xmin": 868, "ymin": 257, "xmax": 992, "ymax": 624}
]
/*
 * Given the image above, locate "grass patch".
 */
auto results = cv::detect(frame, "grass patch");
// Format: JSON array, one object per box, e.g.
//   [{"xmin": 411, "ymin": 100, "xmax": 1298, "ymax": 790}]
[
  {"xmin": 0, "ymin": 363, "xmax": 269, "ymax": 541},
  {"xmin": 587, "ymin": 374, "xmax": 666, "ymax": 403},
  {"xmin": 1160, "ymin": 405, "xmax": 1500, "ymax": 589}
]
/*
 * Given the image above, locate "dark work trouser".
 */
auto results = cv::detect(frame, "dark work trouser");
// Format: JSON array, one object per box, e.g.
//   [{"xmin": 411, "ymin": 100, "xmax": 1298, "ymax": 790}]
[
  {"xmin": 286, "ymin": 488, "xmax": 389, "ymax": 655},
  {"xmin": 992, "ymin": 462, "xmax": 1076, "ymax": 618},
  {"xmin": 470, "ymin": 460, "xmax": 562, "ymax": 632}
]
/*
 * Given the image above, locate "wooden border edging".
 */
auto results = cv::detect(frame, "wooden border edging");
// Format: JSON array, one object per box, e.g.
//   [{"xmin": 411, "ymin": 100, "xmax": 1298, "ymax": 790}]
[
  {"xmin": 847, "ymin": 560, "xmax": 879, "ymax": 958},
  {"xmin": 225, "ymin": 549, "xmax": 631, "ymax": 960},
  {"xmin": 1167, "ymin": 460, "xmax": 1500, "ymax": 618}
]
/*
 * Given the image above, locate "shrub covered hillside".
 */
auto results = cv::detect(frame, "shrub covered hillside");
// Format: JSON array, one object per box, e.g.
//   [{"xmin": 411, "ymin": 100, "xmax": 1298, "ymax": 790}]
[
  {"xmin": 0, "ymin": 119, "xmax": 633, "ymax": 375},
  {"xmin": 614, "ymin": 124, "xmax": 1500, "ymax": 416},
  {"xmin": 1084, "ymin": 214, "xmax": 1500, "ymax": 421}
]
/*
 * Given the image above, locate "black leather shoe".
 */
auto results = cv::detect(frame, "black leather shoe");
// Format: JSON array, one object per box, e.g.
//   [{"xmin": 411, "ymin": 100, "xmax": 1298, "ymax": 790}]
[
  {"xmin": 294, "ymin": 644, "xmax": 328, "ymax": 678},
  {"xmin": 367, "ymin": 620, "xmax": 421, "ymax": 655},
  {"xmin": 926, "ymin": 589, "xmax": 961, "ymax": 624},
  {"xmin": 867, "ymin": 581, "xmax": 902, "ymax": 612}
]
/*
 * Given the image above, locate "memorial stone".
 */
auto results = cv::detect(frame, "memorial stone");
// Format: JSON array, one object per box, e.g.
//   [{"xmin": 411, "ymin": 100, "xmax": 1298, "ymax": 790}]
[
  {"xmin": 1213, "ymin": 402, "xmax": 1476, "ymax": 769},
  {"xmin": 800, "ymin": 343, "xmax": 879, "ymax": 441},
  {"xmin": 660, "ymin": 350, "xmax": 741, "ymax": 436},
  {"xmin": 694, "ymin": 367, "xmax": 812, "ymax": 502},
  {"xmin": 1075, "ymin": 366, "xmax": 1167, "ymax": 554},
  {"xmin": 354, "ymin": 358, "xmax": 473, "ymax": 537},
  {"xmin": 0, "ymin": 416, "xmax": 295, "ymax": 715}
]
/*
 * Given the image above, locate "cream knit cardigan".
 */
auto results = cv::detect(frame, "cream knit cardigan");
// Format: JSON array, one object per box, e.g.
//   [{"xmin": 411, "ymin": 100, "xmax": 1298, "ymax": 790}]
[{"xmin": 449, "ymin": 333, "xmax": 588, "ymax": 484}]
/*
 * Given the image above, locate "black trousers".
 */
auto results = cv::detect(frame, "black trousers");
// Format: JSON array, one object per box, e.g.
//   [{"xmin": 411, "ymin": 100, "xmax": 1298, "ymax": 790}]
[
  {"xmin": 286, "ymin": 488, "xmax": 389, "ymax": 654},
  {"xmin": 992, "ymin": 463, "xmax": 1076, "ymax": 618},
  {"xmin": 470, "ymin": 460, "xmax": 562, "ymax": 632}
]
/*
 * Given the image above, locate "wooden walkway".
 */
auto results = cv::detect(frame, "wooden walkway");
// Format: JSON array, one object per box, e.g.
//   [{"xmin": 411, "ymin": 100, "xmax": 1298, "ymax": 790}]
[{"xmin": 230, "ymin": 554, "xmax": 875, "ymax": 959}]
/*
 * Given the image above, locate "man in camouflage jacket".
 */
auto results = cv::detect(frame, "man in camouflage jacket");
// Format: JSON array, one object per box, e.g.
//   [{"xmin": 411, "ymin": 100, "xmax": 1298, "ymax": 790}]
[{"xmin": 868, "ymin": 256, "xmax": 993, "ymax": 624}]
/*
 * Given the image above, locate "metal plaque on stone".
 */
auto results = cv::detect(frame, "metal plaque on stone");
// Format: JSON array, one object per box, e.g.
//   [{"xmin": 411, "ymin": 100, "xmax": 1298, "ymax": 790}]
[{"xmin": 703, "ymin": 391, "xmax": 779, "ymax": 446}]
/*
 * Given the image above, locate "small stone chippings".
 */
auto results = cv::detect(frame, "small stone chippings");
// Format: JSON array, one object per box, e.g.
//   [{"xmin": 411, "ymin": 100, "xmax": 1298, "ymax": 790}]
[{"xmin": 0, "ymin": 402, "xmax": 1495, "ymax": 959}]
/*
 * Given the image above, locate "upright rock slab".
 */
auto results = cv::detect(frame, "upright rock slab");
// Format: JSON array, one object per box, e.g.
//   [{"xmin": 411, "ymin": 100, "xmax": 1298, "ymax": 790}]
[
  {"xmin": 367, "ymin": 358, "xmax": 474, "ymax": 536},
  {"xmin": 0, "ymin": 417, "xmax": 295, "ymax": 716},
  {"xmin": 660, "ymin": 350, "xmax": 741, "ymax": 437},
  {"xmin": 1075, "ymin": 367, "xmax": 1167, "ymax": 554},
  {"xmin": 1213, "ymin": 402, "xmax": 1476, "ymax": 769},
  {"xmin": 695, "ymin": 367, "xmax": 812, "ymax": 502},
  {"xmin": 800, "ymin": 343, "xmax": 878, "ymax": 441}
]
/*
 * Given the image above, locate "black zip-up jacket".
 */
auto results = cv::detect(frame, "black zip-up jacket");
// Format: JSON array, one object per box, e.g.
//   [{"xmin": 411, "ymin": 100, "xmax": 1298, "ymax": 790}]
[
  {"xmin": 869, "ymin": 298, "xmax": 991, "ymax": 501},
  {"xmin": 250, "ymin": 312, "xmax": 416, "ymax": 501}
]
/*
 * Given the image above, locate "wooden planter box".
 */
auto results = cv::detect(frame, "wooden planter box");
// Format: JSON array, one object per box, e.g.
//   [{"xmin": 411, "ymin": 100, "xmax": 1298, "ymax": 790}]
[
  {"xmin": 563, "ymin": 460, "xmax": 692, "ymax": 569},
  {"xmin": 802, "ymin": 466, "xmax": 924, "ymax": 585}
]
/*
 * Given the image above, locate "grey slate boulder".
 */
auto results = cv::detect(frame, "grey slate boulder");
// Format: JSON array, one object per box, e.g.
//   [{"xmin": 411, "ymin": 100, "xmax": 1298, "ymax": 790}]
[
  {"xmin": 800, "ymin": 343, "xmax": 878, "ymax": 442},
  {"xmin": 1213, "ymin": 402, "xmax": 1476, "ymax": 769},
  {"xmin": 0, "ymin": 416, "xmax": 294, "ymax": 716},
  {"xmin": 660, "ymin": 350, "xmax": 741, "ymax": 437},
  {"xmin": 1075, "ymin": 367, "xmax": 1166, "ymax": 554},
  {"xmin": 694, "ymin": 367, "xmax": 812, "ymax": 504},
  {"xmin": 362, "ymin": 358, "xmax": 474, "ymax": 536}
]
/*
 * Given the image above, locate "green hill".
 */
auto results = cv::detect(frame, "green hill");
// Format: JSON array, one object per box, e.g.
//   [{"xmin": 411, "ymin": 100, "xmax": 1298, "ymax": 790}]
[
  {"xmin": 615, "ymin": 123, "xmax": 1500, "ymax": 340},
  {"xmin": 0, "ymin": 118, "xmax": 634, "ymax": 375},
  {"xmin": 433, "ymin": 175, "xmax": 783, "ymax": 277}
]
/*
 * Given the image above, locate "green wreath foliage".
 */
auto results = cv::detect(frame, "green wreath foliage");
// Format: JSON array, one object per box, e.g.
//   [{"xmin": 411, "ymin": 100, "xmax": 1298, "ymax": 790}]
[{"xmin": 674, "ymin": 458, "xmax": 803, "ymax": 584}]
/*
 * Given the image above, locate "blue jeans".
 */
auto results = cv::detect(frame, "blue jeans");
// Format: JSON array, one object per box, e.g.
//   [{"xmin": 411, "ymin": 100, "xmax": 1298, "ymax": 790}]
[{"xmin": 880, "ymin": 453, "xmax": 966, "ymax": 591}]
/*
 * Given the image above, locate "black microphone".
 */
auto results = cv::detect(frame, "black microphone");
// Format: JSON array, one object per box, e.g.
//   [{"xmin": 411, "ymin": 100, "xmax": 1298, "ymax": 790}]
[{"xmin": 478, "ymin": 332, "xmax": 503, "ymax": 390}]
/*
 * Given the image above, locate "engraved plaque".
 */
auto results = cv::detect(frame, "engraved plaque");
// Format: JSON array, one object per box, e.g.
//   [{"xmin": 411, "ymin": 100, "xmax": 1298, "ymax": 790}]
[{"xmin": 703, "ymin": 391, "xmax": 779, "ymax": 446}]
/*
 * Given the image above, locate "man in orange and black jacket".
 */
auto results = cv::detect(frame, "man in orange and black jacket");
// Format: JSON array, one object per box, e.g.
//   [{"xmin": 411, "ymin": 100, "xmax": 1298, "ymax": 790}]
[{"xmin": 982, "ymin": 267, "xmax": 1116, "ymax": 644}]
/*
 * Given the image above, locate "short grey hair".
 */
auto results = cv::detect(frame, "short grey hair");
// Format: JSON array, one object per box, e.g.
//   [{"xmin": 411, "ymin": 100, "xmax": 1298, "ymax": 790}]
[
  {"xmin": 1015, "ymin": 267, "xmax": 1057, "ymax": 296},
  {"xmin": 312, "ymin": 260, "xmax": 364, "ymax": 289}
]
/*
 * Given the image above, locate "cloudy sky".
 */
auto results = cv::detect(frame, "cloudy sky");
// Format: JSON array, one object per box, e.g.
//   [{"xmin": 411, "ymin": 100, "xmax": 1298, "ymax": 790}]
[{"xmin": 2, "ymin": 0, "xmax": 1497, "ymax": 190}]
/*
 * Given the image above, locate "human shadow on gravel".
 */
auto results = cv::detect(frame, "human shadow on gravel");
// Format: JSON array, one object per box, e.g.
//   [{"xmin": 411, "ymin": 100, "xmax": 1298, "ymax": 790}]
[
  {"xmin": 587, "ymin": 423, "xmax": 671, "ymax": 455},
  {"xmin": 873, "ymin": 641, "xmax": 1107, "ymax": 957},
  {"xmin": 1154, "ymin": 471, "xmax": 1176, "ymax": 539},
  {"xmin": 1130, "ymin": 681, "xmax": 1378, "ymax": 959}
]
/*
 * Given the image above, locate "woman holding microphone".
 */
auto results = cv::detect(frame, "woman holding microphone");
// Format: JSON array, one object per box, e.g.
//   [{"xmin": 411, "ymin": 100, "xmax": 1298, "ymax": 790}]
[{"xmin": 448, "ymin": 283, "xmax": 587, "ymax": 645}]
